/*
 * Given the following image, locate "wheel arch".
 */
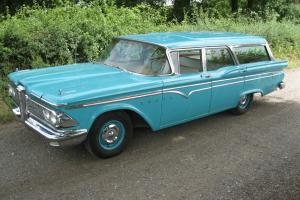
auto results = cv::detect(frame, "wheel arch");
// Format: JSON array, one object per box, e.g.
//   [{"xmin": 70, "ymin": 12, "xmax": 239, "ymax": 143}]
[
  {"xmin": 241, "ymin": 89, "xmax": 264, "ymax": 97},
  {"xmin": 88, "ymin": 104, "xmax": 157, "ymax": 132}
]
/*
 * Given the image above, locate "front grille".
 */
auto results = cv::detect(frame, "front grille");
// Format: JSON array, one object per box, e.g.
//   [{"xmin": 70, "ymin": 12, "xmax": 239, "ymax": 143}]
[
  {"xmin": 17, "ymin": 85, "xmax": 27, "ymax": 120},
  {"xmin": 10, "ymin": 84, "xmax": 20, "ymax": 105},
  {"xmin": 26, "ymin": 98, "xmax": 44, "ymax": 120}
]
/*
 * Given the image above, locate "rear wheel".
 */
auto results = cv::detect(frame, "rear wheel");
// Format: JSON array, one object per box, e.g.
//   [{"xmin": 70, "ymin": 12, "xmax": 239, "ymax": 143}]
[
  {"xmin": 85, "ymin": 111, "xmax": 133, "ymax": 158},
  {"xmin": 230, "ymin": 94, "xmax": 253, "ymax": 115}
]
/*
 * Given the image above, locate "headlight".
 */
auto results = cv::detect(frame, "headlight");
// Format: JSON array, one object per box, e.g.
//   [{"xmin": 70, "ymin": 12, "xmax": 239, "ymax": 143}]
[
  {"xmin": 50, "ymin": 114, "xmax": 58, "ymax": 125},
  {"xmin": 42, "ymin": 109, "xmax": 60, "ymax": 127},
  {"xmin": 42, "ymin": 110, "xmax": 50, "ymax": 121},
  {"xmin": 42, "ymin": 107, "xmax": 77, "ymax": 128},
  {"xmin": 8, "ymin": 84, "xmax": 16, "ymax": 97}
]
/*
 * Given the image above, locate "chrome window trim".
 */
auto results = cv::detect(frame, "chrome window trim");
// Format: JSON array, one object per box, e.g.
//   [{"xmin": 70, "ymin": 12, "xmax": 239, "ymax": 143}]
[
  {"xmin": 204, "ymin": 46, "xmax": 237, "ymax": 72},
  {"xmin": 168, "ymin": 45, "xmax": 239, "ymax": 75},
  {"xmin": 202, "ymin": 48, "xmax": 207, "ymax": 72},
  {"xmin": 265, "ymin": 42, "xmax": 275, "ymax": 60},
  {"xmin": 231, "ymin": 43, "xmax": 274, "ymax": 63},
  {"xmin": 103, "ymin": 38, "xmax": 175, "ymax": 77},
  {"xmin": 168, "ymin": 47, "xmax": 206, "ymax": 74}
]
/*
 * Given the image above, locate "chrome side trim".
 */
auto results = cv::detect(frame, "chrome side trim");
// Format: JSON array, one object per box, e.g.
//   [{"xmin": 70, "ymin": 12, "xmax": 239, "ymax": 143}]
[
  {"xmin": 67, "ymin": 90, "xmax": 163, "ymax": 109},
  {"xmin": 212, "ymin": 80, "xmax": 244, "ymax": 88},
  {"xmin": 66, "ymin": 71, "xmax": 283, "ymax": 109},
  {"xmin": 245, "ymin": 73, "xmax": 280, "ymax": 82},
  {"xmin": 164, "ymin": 81, "xmax": 210, "ymax": 91},
  {"xmin": 212, "ymin": 76, "xmax": 243, "ymax": 83},
  {"xmin": 164, "ymin": 87, "xmax": 211, "ymax": 98},
  {"xmin": 32, "ymin": 93, "xmax": 68, "ymax": 107},
  {"xmin": 245, "ymin": 71, "xmax": 275, "ymax": 78}
]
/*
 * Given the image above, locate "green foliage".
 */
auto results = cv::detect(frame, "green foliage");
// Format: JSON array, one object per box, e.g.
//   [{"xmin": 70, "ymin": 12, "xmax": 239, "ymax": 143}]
[{"xmin": 0, "ymin": 3, "xmax": 299, "ymax": 123}]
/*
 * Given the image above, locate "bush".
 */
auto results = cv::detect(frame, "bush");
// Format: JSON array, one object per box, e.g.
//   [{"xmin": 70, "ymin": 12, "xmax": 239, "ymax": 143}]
[{"xmin": 0, "ymin": 4, "xmax": 299, "ymax": 123}]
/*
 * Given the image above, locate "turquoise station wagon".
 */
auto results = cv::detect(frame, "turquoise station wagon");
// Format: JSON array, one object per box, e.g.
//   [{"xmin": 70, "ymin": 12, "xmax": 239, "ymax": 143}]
[{"xmin": 8, "ymin": 32, "xmax": 287, "ymax": 158}]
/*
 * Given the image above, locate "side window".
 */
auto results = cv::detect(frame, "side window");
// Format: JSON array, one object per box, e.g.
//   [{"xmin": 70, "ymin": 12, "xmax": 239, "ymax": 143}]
[
  {"xmin": 171, "ymin": 50, "xmax": 203, "ymax": 74},
  {"xmin": 234, "ymin": 45, "xmax": 270, "ymax": 64},
  {"xmin": 205, "ymin": 48, "xmax": 234, "ymax": 71}
]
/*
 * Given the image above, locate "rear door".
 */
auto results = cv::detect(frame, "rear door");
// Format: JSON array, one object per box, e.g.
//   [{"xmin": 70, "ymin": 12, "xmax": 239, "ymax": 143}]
[{"xmin": 204, "ymin": 47, "xmax": 245, "ymax": 113}]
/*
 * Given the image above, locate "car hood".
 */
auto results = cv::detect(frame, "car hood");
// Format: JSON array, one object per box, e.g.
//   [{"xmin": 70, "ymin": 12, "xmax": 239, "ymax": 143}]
[{"xmin": 8, "ymin": 63, "xmax": 162, "ymax": 106}]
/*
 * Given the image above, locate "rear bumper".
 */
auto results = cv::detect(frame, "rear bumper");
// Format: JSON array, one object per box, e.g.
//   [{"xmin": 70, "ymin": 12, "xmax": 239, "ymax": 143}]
[{"xmin": 13, "ymin": 108, "xmax": 87, "ymax": 147}]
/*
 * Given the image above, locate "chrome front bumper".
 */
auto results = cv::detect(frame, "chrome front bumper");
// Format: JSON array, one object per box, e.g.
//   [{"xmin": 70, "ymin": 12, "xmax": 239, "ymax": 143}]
[
  {"xmin": 13, "ymin": 108, "xmax": 87, "ymax": 147},
  {"xmin": 278, "ymin": 81, "xmax": 285, "ymax": 90}
]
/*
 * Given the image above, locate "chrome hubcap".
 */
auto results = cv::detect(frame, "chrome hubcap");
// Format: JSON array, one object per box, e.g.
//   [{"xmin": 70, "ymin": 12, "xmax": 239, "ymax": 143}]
[
  {"xmin": 240, "ymin": 96, "xmax": 247, "ymax": 105},
  {"xmin": 102, "ymin": 124, "xmax": 119, "ymax": 144}
]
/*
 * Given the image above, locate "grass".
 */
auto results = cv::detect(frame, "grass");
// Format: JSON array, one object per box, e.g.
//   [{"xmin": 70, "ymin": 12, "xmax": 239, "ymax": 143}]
[{"xmin": 0, "ymin": 99, "xmax": 13, "ymax": 124}]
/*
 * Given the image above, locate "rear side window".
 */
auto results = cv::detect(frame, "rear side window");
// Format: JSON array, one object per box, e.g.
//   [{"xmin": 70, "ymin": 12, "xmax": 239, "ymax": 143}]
[
  {"xmin": 234, "ymin": 45, "xmax": 270, "ymax": 64},
  {"xmin": 205, "ymin": 48, "xmax": 234, "ymax": 71},
  {"xmin": 171, "ymin": 49, "xmax": 203, "ymax": 74}
]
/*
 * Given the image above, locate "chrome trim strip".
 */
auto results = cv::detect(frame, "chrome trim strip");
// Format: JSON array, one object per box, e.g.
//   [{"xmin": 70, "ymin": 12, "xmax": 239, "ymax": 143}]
[
  {"xmin": 245, "ymin": 73, "xmax": 280, "ymax": 82},
  {"xmin": 164, "ymin": 81, "xmax": 210, "ymax": 91},
  {"xmin": 245, "ymin": 71, "xmax": 277, "ymax": 78},
  {"xmin": 31, "ymin": 92, "xmax": 68, "ymax": 107},
  {"xmin": 67, "ymin": 90, "xmax": 163, "ymax": 109},
  {"xmin": 164, "ymin": 87, "xmax": 211, "ymax": 98},
  {"xmin": 212, "ymin": 76, "xmax": 243, "ymax": 83},
  {"xmin": 212, "ymin": 80, "xmax": 244, "ymax": 88},
  {"xmin": 66, "ymin": 71, "xmax": 283, "ymax": 109}
]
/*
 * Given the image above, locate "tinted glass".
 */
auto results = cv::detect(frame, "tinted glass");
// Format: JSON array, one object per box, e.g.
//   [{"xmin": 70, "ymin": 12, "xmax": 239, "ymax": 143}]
[
  {"xmin": 172, "ymin": 50, "xmax": 202, "ymax": 74},
  {"xmin": 234, "ymin": 46, "xmax": 270, "ymax": 64},
  {"xmin": 99, "ymin": 39, "xmax": 171, "ymax": 75},
  {"xmin": 206, "ymin": 48, "xmax": 234, "ymax": 71}
]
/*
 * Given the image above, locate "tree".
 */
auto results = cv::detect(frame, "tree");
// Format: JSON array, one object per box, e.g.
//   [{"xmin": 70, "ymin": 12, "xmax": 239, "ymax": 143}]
[
  {"xmin": 230, "ymin": 0, "xmax": 238, "ymax": 13},
  {"xmin": 246, "ymin": 0, "xmax": 254, "ymax": 10},
  {"xmin": 172, "ymin": 0, "xmax": 191, "ymax": 22}
]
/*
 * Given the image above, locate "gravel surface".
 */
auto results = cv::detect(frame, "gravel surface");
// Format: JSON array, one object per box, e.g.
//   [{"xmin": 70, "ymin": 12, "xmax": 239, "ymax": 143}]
[{"xmin": 0, "ymin": 68, "xmax": 300, "ymax": 200}]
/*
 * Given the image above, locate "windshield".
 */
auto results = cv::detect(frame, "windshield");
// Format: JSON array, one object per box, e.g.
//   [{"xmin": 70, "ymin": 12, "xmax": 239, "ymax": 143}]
[{"xmin": 99, "ymin": 39, "xmax": 171, "ymax": 75}]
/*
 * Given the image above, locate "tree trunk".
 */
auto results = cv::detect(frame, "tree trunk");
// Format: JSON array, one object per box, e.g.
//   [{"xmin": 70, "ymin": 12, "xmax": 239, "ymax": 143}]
[
  {"xmin": 230, "ymin": 0, "xmax": 238, "ymax": 13},
  {"xmin": 247, "ymin": 0, "xmax": 254, "ymax": 10},
  {"xmin": 172, "ymin": 0, "xmax": 191, "ymax": 22}
]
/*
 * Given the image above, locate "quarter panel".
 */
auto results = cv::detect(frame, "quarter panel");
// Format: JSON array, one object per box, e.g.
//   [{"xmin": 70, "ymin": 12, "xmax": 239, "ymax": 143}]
[{"xmin": 244, "ymin": 61, "xmax": 287, "ymax": 95}]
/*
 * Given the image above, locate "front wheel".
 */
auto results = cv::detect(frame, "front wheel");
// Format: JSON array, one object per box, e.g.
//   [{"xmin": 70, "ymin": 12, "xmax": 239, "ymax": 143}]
[
  {"xmin": 85, "ymin": 111, "xmax": 133, "ymax": 158},
  {"xmin": 230, "ymin": 94, "xmax": 253, "ymax": 115}
]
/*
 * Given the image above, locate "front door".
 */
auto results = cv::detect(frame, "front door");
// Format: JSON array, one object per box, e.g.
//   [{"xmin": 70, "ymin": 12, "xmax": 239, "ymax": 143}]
[{"xmin": 160, "ymin": 49, "xmax": 212, "ymax": 128}]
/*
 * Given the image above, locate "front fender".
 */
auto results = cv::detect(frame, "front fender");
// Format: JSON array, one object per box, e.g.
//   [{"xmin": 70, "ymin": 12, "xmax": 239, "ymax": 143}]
[
  {"xmin": 62, "ymin": 97, "xmax": 162, "ymax": 133},
  {"xmin": 89, "ymin": 103, "xmax": 156, "ymax": 131}
]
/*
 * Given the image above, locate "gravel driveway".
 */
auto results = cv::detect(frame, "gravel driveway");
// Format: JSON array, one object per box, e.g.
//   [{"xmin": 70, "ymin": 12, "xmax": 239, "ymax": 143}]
[{"xmin": 1, "ymin": 68, "xmax": 300, "ymax": 200}]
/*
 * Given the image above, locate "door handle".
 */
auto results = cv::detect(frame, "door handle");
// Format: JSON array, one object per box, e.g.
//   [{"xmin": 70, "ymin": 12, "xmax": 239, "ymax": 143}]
[
  {"xmin": 239, "ymin": 69, "xmax": 247, "ymax": 73},
  {"xmin": 204, "ymin": 74, "xmax": 211, "ymax": 78}
]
